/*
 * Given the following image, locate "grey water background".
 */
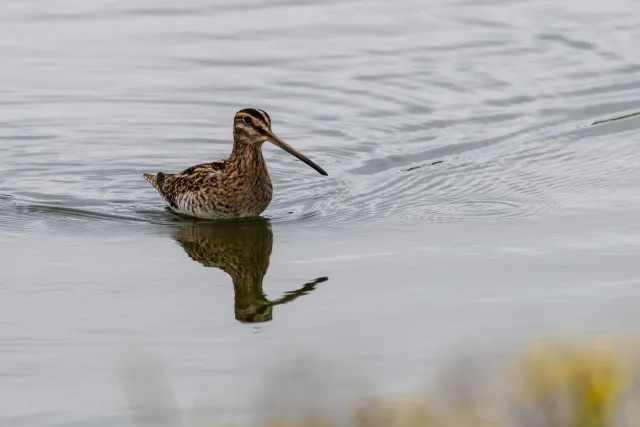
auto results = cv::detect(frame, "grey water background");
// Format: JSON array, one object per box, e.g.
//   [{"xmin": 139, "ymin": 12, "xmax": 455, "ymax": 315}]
[{"xmin": 1, "ymin": 0, "xmax": 640, "ymax": 425}]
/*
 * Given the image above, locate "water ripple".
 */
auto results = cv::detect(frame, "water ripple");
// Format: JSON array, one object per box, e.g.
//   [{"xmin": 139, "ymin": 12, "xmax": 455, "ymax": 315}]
[{"xmin": 1, "ymin": 0, "xmax": 639, "ymax": 235}]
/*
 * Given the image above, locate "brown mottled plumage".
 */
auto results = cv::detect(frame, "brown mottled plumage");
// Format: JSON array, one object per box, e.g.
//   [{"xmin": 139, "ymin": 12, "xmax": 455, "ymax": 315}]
[
  {"xmin": 174, "ymin": 218, "xmax": 327, "ymax": 323},
  {"xmin": 144, "ymin": 108, "xmax": 327, "ymax": 219}
]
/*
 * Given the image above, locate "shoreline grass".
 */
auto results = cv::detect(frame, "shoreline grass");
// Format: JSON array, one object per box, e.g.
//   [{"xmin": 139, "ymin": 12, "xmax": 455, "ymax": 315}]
[{"xmin": 123, "ymin": 334, "xmax": 640, "ymax": 427}]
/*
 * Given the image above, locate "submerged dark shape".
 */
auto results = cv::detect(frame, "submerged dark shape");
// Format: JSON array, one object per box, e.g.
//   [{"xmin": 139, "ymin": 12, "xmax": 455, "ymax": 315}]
[
  {"xmin": 144, "ymin": 108, "xmax": 327, "ymax": 220},
  {"xmin": 591, "ymin": 111, "xmax": 640, "ymax": 125},
  {"xmin": 174, "ymin": 217, "xmax": 326, "ymax": 323},
  {"xmin": 403, "ymin": 159, "xmax": 444, "ymax": 172}
]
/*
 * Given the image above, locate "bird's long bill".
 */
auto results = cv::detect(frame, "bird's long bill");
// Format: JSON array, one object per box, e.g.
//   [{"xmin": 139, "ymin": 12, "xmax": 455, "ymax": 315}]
[{"xmin": 266, "ymin": 130, "xmax": 328, "ymax": 176}]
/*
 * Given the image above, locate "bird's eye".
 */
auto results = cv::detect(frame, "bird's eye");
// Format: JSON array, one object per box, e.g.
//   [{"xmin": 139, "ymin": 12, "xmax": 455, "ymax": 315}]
[{"xmin": 243, "ymin": 116, "xmax": 252, "ymax": 125}]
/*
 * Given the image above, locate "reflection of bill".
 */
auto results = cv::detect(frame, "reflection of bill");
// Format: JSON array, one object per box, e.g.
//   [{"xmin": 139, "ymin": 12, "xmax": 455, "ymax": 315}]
[{"xmin": 174, "ymin": 218, "xmax": 327, "ymax": 323}]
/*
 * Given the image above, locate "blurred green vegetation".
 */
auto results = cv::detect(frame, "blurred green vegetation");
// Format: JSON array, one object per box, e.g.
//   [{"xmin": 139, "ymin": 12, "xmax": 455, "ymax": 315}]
[{"xmin": 125, "ymin": 334, "xmax": 639, "ymax": 427}]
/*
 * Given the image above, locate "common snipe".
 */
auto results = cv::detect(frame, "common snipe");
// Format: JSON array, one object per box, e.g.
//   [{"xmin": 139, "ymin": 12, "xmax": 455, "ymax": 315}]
[{"xmin": 144, "ymin": 108, "xmax": 327, "ymax": 219}]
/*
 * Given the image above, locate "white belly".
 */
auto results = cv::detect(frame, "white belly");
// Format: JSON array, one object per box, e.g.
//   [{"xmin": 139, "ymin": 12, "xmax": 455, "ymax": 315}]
[{"xmin": 169, "ymin": 200, "xmax": 265, "ymax": 220}]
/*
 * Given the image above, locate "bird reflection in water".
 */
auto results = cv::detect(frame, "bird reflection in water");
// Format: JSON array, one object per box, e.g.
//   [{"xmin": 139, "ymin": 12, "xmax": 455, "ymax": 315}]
[{"xmin": 174, "ymin": 217, "xmax": 327, "ymax": 323}]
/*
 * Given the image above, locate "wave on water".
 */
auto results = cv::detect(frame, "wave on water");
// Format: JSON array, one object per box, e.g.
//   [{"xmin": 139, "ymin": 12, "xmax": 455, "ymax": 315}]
[{"xmin": 1, "ymin": 105, "xmax": 639, "ymax": 236}]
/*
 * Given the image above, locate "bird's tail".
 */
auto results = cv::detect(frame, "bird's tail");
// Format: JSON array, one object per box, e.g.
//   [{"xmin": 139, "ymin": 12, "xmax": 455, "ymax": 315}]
[{"xmin": 143, "ymin": 173, "xmax": 163, "ymax": 195}]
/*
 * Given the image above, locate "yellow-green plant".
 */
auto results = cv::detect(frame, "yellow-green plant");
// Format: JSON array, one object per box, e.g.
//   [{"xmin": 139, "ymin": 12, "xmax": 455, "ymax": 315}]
[{"xmin": 513, "ymin": 336, "xmax": 632, "ymax": 427}]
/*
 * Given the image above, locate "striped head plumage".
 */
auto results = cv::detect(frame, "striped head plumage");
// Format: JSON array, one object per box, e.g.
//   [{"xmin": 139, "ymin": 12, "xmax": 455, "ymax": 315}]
[{"xmin": 232, "ymin": 108, "xmax": 327, "ymax": 176}]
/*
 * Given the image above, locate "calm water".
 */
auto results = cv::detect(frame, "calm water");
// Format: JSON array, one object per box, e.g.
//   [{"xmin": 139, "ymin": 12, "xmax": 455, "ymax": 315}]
[{"xmin": 2, "ymin": 0, "xmax": 640, "ymax": 425}]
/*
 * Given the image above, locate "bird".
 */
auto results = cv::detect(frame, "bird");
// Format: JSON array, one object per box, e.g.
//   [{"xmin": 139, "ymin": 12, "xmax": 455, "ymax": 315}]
[{"xmin": 143, "ymin": 108, "xmax": 327, "ymax": 219}]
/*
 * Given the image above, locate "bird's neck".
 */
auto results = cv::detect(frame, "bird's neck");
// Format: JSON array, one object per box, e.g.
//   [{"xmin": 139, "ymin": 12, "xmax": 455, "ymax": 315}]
[{"xmin": 228, "ymin": 141, "xmax": 268, "ymax": 176}]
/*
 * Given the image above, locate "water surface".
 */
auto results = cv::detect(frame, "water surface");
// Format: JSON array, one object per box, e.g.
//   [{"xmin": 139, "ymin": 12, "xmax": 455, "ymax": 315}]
[{"xmin": 1, "ymin": 0, "xmax": 640, "ymax": 425}]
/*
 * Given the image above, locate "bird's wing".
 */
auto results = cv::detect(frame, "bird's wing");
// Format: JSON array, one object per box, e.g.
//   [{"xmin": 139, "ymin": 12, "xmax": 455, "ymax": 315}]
[{"xmin": 143, "ymin": 159, "xmax": 228, "ymax": 208}]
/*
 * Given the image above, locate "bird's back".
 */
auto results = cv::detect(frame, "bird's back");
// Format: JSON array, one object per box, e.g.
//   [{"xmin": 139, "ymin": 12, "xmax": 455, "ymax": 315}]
[{"xmin": 143, "ymin": 157, "xmax": 272, "ymax": 219}]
